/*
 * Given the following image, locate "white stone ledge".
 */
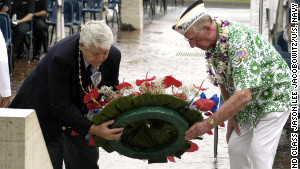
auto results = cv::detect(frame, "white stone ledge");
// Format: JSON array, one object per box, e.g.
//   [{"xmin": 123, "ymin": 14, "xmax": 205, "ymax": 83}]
[{"xmin": 0, "ymin": 108, "xmax": 52, "ymax": 169}]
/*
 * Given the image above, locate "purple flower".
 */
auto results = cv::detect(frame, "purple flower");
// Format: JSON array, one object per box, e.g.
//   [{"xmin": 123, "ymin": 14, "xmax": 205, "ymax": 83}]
[
  {"xmin": 206, "ymin": 69, "xmax": 214, "ymax": 75},
  {"xmin": 213, "ymin": 16, "xmax": 218, "ymax": 21},
  {"xmin": 220, "ymin": 36, "xmax": 227, "ymax": 43},
  {"xmin": 219, "ymin": 53, "xmax": 226, "ymax": 62},
  {"xmin": 219, "ymin": 72, "xmax": 226, "ymax": 77},
  {"xmin": 223, "ymin": 20, "xmax": 230, "ymax": 26},
  {"xmin": 219, "ymin": 20, "xmax": 230, "ymax": 28},
  {"xmin": 219, "ymin": 19, "xmax": 224, "ymax": 27},
  {"xmin": 205, "ymin": 52, "xmax": 211, "ymax": 59},
  {"xmin": 213, "ymin": 79, "xmax": 219, "ymax": 87}
]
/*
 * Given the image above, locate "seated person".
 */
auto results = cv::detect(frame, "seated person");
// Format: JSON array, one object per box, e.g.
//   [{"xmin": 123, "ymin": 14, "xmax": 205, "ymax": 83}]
[
  {"xmin": 33, "ymin": 0, "xmax": 48, "ymax": 60},
  {"xmin": 0, "ymin": 0, "xmax": 10, "ymax": 14},
  {"xmin": 11, "ymin": 0, "xmax": 34, "ymax": 58}
]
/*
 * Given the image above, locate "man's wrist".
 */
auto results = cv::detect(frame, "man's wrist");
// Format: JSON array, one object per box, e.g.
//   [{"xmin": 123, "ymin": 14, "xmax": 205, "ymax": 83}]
[
  {"xmin": 208, "ymin": 117, "xmax": 217, "ymax": 128},
  {"xmin": 88, "ymin": 124, "xmax": 96, "ymax": 134}
]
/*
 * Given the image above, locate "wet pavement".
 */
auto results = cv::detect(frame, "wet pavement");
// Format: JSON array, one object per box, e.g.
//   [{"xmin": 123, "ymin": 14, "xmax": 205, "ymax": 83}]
[{"xmin": 9, "ymin": 3, "xmax": 292, "ymax": 169}]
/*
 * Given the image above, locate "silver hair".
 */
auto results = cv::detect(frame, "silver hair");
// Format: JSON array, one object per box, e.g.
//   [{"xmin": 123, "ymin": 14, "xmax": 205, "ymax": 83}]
[
  {"xmin": 80, "ymin": 20, "xmax": 113, "ymax": 50},
  {"xmin": 191, "ymin": 14, "xmax": 213, "ymax": 32}
]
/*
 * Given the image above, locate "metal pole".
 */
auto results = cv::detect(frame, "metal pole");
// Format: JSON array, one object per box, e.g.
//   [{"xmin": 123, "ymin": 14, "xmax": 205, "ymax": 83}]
[
  {"xmin": 213, "ymin": 126, "xmax": 218, "ymax": 161},
  {"xmin": 100, "ymin": 0, "xmax": 104, "ymax": 20},
  {"xmin": 266, "ymin": 8, "xmax": 270, "ymax": 41},
  {"xmin": 259, "ymin": 0, "xmax": 264, "ymax": 34},
  {"xmin": 214, "ymin": 96, "xmax": 224, "ymax": 161},
  {"xmin": 56, "ymin": 0, "xmax": 65, "ymax": 42}
]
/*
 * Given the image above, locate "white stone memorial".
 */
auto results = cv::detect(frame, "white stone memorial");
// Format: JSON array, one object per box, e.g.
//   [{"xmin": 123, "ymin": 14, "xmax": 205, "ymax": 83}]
[
  {"xmin": 121, "ymin": 0, "xmax": 143, "ymax": 29},
  {"xmin": 0, "ymin": 108, "xmax": 52, "ymax": 169}
]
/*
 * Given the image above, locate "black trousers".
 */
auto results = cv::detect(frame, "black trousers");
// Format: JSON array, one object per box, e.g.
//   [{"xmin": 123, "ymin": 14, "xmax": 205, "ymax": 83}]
[
  {"xmin": 33, "ymin": 18, "xmax": 48, "ymax": 56},
  {"xmin": 47, "ymin": 136, "xmax": 64, "ymax": 169},
  {"xmin": 12, "ymin": 22, "xmax": 30, "ymax": 55},
  {"xmin": 46, "ymin": 133, "xmax": 99, "ymax": 169}
]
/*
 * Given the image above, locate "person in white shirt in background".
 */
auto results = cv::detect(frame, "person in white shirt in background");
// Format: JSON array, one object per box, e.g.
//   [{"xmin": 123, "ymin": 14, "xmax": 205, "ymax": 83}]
[{"xmin": 0, "ymin": 29, "xmax": 11, "ymax": 107}]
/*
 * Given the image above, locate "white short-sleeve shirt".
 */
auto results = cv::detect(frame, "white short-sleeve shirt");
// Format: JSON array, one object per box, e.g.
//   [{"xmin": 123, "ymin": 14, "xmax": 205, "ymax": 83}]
[{"xmin": 0, "ymin": 29, "xmax": 11, "ymax": 97}]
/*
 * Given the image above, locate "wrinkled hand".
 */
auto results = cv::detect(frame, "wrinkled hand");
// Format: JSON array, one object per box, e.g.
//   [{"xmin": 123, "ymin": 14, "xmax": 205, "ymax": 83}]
[
  {"xmin": 89, "ymin": 120, "xmax": 124, "ymax": 140},
  {"xmin": 185, "ymin": 119, "xmax": 211, "ymax": 140},
  {"xmin": 0, "ymin": 96, "xmax": 10, "ymax": 108},
  {"xmin": 226, "ymin": 116, "xmax": 240, "ymax": 143}
]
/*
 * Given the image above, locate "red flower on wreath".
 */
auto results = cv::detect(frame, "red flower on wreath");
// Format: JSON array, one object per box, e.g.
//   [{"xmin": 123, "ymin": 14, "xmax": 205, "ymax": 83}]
[
  {"xmin": 107, "ymin": 93, "xmax": 120, "ymax": 103},
  {"xmin": 186, "ymin": 140, "xmax": 199, "ymax": 152},
  {"xmin": 86, "ymin": 100, "xmax": 106, "ymax": 110},
  {"xmin": 167, "ymin": 156, "xmax": 175, "ymax": 162},
  {"xmin": 166, "ymin": 140, "xmax": 198, "ymax": 162},
  {"xmin": 192, "ymin": 99, "xmax": 215, "ymax": 111},
  {"xmin": 207, "ymin": 130, "xmax": 213, "ymax": 135},
  {"xmin": 131, "ymin": 92, "xmax": 141, "ymax": 97},
  {"xmin": 174, "ymin": 93, "xmax": 188, "ymax": 100},
  {"xmin": 71, "ymin": 130, "xmax": 78, "ymax": 136},
  {"xmin": 204, "ymin": 112, "xmax": 213, "ymax": 116},
  {"xmin": 219, "ymin": 122, "xmax": 225, "ymax": 127},
  {"xmin": 193, "ymin": 80, "xmax": 208, "ymax": 91},
  {"xmin": 116, "ymin": 79, "xmax": 133, "ymax": 90},
  {"xmin": 138, "ymin": 82, "xmax": 153, "ymax": 93},
  {"xmin": 162, "ymin": 76, "xmax": 182, "ymax": 88},
  {"xmin": 89, "ymin": 136, "xmax": 95, "ymax": 146},
  {"xmin": 83, "ymin": 88, "xmax": 99, "ymax": 103},
  {"xmin": 136, "ymin": 72, "xmax": 156, "ymax": 86},
  {"xmin": 83, "ymin": 88, "xmax": 106, "ymax": 110}
]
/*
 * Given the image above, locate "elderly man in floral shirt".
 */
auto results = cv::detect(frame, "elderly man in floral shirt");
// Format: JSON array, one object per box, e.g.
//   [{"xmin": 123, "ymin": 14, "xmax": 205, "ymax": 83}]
[{"xmin": 173, "ymin": 1, "xmax": 293, "ymax": 169}]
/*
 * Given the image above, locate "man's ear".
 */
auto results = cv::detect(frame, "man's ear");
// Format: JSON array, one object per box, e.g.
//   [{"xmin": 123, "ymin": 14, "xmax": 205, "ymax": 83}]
[
  {"xmin": 203, "ymin": 23, "xmax": 212, "ymax": 32},
  {"xmin": 79, "ymin": 41, "xmax": 84, "ymax": 47},
  {"xmin": 79, "ymin": 41, "xmax": 84, "ymax": 51}
]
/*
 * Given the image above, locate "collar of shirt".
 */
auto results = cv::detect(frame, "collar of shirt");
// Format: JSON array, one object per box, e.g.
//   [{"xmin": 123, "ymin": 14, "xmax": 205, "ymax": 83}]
[{"xmin": 83, "ymin": 58, "xmax": 97, "ymax": 74}]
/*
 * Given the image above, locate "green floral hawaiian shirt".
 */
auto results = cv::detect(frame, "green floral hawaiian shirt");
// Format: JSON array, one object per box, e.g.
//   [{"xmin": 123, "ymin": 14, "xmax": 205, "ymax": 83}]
[{"xmin": 206, "ymin": 21, "xmax": 293, "ymax": 129}]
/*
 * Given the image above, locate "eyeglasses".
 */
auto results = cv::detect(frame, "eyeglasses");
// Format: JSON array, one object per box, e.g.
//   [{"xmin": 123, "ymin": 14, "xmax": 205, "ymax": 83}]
[{"xmin": 184, "ymin": 31, "xmax": 200, "ymax": 44}]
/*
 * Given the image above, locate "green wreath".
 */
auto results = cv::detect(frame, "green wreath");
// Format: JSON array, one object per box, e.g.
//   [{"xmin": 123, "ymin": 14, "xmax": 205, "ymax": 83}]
[{"xmin": 92, "ymin": 92, "xmax": 203, "ymax": 163}]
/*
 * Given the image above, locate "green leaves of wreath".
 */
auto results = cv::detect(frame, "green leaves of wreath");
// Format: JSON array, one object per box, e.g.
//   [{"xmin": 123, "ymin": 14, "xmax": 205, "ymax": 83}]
[{"xmin": 92, "ymin": 92, "xmax": 203, "ymax": 163}]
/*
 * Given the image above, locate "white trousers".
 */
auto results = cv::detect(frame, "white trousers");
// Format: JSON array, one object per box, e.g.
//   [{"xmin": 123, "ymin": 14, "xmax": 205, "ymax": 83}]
[{"xmin": 228, "ymin": 106, "xmax": 290, "ymax": 169}]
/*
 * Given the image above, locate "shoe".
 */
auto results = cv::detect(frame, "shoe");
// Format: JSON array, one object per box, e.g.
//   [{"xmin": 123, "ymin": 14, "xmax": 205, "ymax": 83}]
[
  {"xmin": 15, "ymin": 44, "xmax": 25, "ymax": 58},
  {"xmin": 15, "ymin": 50, "xmax": 25, "ymax": 58},
  {"xmin": 33, "ymin": 54, "xmax": 41, "ymax": 60}
]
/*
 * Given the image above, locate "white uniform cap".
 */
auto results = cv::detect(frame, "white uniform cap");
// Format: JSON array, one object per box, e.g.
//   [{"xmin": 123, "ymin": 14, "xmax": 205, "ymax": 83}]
[{"xmin": 172, "ymin": 0, "xmax": 206, "ymax": 35}]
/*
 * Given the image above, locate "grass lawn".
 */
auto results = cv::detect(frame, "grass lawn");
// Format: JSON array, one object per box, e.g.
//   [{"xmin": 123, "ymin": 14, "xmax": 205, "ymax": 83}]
[{"xmin": 203, "ymin": 0, "xmax": 251, "ymax": 2}]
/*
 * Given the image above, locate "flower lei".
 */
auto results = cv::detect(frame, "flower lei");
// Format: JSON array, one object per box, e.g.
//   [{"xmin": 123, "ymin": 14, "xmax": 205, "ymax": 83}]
[{"xmin": 205, "ymin": 17, "xmax": 230, "ymax": 87}]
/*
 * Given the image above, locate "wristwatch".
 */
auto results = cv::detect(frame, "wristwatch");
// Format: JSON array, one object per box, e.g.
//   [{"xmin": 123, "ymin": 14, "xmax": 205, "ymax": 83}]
[{"xmin": 208, "ymin": 117, "xmax": 217, "ymax": 127}]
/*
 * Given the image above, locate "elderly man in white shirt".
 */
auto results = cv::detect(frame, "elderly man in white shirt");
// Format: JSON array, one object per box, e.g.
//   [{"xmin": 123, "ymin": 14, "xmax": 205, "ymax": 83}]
[{"xmin": 0, "ymin": 29, "xmax": 11, "ymax": 107}]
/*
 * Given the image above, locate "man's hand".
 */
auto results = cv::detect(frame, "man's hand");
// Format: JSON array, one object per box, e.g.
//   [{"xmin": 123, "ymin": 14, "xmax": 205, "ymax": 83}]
[
  {"xmin": 185, "ymin": 119, "xmax": 211, "ymax": 140},
  {"xmin": 88, "ymin": 120, "xmax": 124, "ymax": 140},
  {"xmin": 0, "ymin": 96, "xmax": 10, "ymax": 108},
  {"xmin": 226, "ymin": 116, "xmax": 240, "ymax": 143}
]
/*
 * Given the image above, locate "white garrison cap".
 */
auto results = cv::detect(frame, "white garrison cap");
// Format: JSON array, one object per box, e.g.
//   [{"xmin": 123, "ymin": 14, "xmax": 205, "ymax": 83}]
[{"xmin": 172, "ymin": 0, "xmax": 206, "ymax": 35}]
